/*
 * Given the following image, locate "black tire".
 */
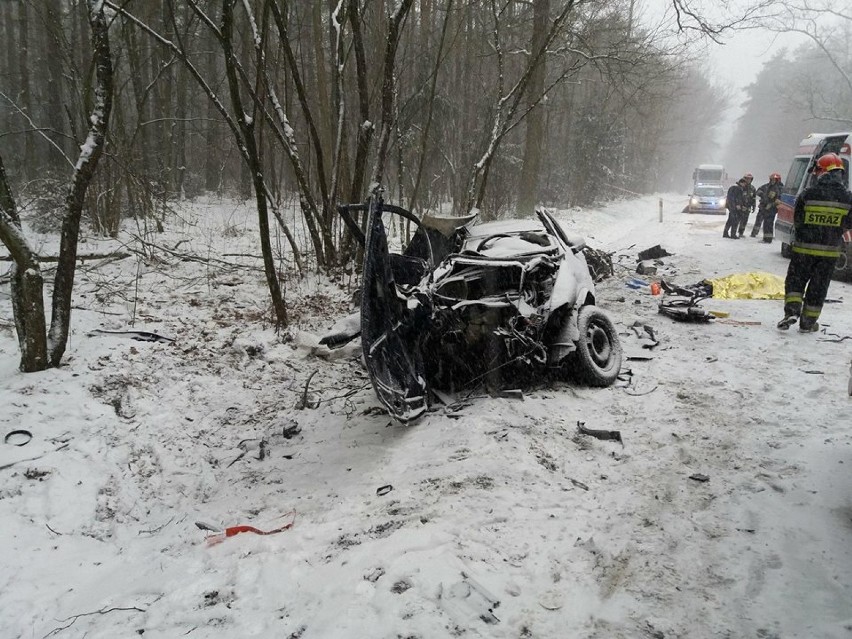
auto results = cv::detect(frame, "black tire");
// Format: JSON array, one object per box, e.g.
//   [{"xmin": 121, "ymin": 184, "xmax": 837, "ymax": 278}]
[
  {"xmin": 832, "ymin": 244, "xmax": 852, "ymax": 282},
  {"xmin": 780, "ymin": 242, "xmax": 793, "ymax": 259},
  {"xmin": 570, "ymin": 306, "xmax": 623, "ymax": 387}
]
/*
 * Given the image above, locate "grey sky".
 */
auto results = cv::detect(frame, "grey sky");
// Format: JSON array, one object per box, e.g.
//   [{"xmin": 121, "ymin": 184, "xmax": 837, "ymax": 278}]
[
  {"xmin": 638, "ymin": 2, "xmax": 811, "ymax": 156},
  {"xmin": 707, "ymin": 27, "xmax": 808, "ymax": 148}
]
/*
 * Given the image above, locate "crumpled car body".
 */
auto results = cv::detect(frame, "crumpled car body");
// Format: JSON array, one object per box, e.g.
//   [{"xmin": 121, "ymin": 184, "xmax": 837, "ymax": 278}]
[{"xmin": 327, "ymin": 194, "xmax": 623, "ymax": 423}]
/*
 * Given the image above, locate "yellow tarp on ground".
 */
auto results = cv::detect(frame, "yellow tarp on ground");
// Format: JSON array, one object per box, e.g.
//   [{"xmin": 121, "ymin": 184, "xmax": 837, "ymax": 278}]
[{"xmin": 707, "ymin": 272, "xmax": 785, "ymax": 300}]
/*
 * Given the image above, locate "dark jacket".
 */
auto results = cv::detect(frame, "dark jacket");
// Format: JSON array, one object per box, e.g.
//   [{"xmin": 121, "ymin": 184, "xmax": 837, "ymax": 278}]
[
  {"xmin": 757, "ymin": 179, "xmax": 783, "ymax": 213},
  {"xmin": 743, "ymin": 182, "xmax": 757, "ymax": 212},
  {"xmin": 792, "ymin": 171, "xmax": 852, "ymax": 258},
  {"xmin": 726, "ymin": 183, "xmax": 745, "ymax": 213}
]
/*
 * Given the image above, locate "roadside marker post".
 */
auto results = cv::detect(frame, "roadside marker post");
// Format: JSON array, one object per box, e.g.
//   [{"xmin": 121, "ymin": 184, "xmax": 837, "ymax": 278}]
[{"xmin": 659, "ymin": 198, "xmax": 663, "ymax": 223}]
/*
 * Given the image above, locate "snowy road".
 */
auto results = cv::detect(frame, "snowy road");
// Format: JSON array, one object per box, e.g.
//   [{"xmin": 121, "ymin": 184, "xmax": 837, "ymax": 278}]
[{"xmin": 558, "ymin": 196, "xmax": 852, "ymax": 638}]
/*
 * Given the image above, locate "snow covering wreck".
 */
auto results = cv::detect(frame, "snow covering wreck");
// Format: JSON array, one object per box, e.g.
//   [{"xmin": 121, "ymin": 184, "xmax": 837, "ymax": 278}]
[{"xmin": 321, "ymin": 192, "xmax": 623, "ymax": 422}]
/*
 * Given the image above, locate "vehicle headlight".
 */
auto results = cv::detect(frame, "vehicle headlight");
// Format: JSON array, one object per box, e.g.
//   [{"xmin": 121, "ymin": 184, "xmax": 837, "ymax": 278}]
[
  {"xmin": 719, "ymin": 198, "xmax": 726, "ymax": 206},
  {"xmin": 690, "ymin": 197, "xmax": 698, "ymax": 205}
]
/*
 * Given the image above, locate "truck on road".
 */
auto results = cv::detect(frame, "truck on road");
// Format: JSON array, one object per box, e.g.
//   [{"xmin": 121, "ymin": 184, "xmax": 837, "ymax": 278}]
[{"xmin": 692, "ymin": 164, "xmax": 727, "ymax": 189}]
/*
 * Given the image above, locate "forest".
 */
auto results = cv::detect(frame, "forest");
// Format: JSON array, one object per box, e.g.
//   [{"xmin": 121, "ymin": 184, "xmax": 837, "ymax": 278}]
[
  {"xmin": 1, "ymin": 1, "xmax": 724, "ymax": 236},
  {"xmin": 1, "ymin": 0, "xmax": 850, "ymax": 372}
]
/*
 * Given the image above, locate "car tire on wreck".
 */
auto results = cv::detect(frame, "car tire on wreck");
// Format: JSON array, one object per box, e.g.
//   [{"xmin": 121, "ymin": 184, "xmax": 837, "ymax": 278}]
[
  {"xmin": 833, "ymin": 243, "xmax": 852, "ymax": 282},
  {"xmin": 570, "ymin": 305, "xmax": 623, "ymax": 386}
]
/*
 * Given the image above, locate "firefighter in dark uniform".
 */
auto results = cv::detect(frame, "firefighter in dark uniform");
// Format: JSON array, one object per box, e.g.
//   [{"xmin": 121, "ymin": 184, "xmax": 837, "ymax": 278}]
[
  {"xmin": 778, "ymin": 153, "xmax": 852, "ymax": 332},
  {"xmin": 723, "ymin": 178, "xmax": 747, "ymax": 239},
  {"xmin": 737, "ymin": 173, "xmax": 757, "ymax": 237},
  {"xmin": 750, "ymin": 172, "xmax": 783, "ymax": 242}
]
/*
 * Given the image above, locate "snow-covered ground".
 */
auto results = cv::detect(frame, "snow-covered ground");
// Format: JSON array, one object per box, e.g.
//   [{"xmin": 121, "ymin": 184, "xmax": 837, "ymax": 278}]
[{"xmin": 1, "ymin": 195, "xmax": 850, "ymax": 639}]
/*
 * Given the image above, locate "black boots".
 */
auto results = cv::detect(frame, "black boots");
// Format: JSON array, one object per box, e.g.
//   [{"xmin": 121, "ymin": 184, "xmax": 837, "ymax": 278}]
[
  {"xmin": 799, "ymin": 320, "xmax": 820, "ymax": 333},
  {"xmin": 777, "ymin": 315, "xmax": 798, "ymax": 330}
]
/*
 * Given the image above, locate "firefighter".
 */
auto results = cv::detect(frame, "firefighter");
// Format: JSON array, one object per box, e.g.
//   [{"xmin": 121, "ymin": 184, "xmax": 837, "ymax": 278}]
[
  {"xmin": 737, "ymin": 173, "xmax": 757, "ymax": 237},
  {"xmin": 750, "ymin": 172, "xmax": 783, "ymax": 242},
  {"xmin": 777, "ymin": 153, "xmax": 852, "ymax": 332},
  {"xmin": 723, "ymin": 178, "xmax": 747, "ymax": 239}
]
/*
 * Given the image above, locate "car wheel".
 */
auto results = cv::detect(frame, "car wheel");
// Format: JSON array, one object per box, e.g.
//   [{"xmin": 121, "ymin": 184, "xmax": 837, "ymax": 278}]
[
  {"xmin": 833, "ymin": 244, "xmax": 852, "ymax": 281},
  {"xmin": 780, "ymin": 242, "xmax": 793, "ymax": 259},
  {"xmin": 570, "ymin": 306, "xmax": 623, "ymax": 387}
]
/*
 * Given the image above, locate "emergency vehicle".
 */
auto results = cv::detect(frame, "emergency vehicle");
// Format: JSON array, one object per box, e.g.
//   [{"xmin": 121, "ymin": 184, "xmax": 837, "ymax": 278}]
[
  {"xmin": 692, "ymin": 164, "xmax": 727, "ymax": 188},
  {"xmin": 775, "ymin": 132, "xmax": 852, "ymax": 280}
]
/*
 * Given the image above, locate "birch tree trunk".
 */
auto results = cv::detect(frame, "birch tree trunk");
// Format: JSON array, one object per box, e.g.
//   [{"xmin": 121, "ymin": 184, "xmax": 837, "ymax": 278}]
[
  {"xmin": 47, "ymin": 0, "xmax": 114, "ymax": 366},
  {"xmin": 0, "ymin": 154, "xmax": 48, "ymax": 372}
]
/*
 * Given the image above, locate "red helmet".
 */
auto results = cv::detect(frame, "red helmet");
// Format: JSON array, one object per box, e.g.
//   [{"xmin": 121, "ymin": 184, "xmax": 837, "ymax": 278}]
[
  {"xmin": 770, "ymin": 172, "xmax": 781, "ymax": 180},
  {"xmin": 815, "ymin": 152, "xmax": 844, "ymax": 174}
]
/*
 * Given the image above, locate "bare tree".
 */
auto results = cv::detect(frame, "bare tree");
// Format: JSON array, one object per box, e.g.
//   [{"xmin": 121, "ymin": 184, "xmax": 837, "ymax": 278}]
[
  {"xmin": 407, "ymin": 0, "xmax": 455, "ymax": 215},
  {"xmin": 345, "ymin": 0, "xmax": 373, "ymax": 204},
  {"xmin": 668, "ymin": 0, "xmax": 780, "ymax": 42},
  {"xmin": 219, "ymin": 0, "xmax": 288, "ymax": 325},
  {"xmin": 516, "ymin": 0, "xmax": 551, "ymax": 215},
  {"xmin": 41, "ymin": 0, "xmax": 71, "ymax": 171},
  {"xmin": 765, "ymin": 1, "xmax": 852, "ymax": 125},
  {"xmin": 372, "ymin": 0, "xmax": 416, "ymax": 188},
  {"xmin": 0, "ymin": 0, "xmax": 113, "ymax": 371},
  {"xmin": 20, "ymin": 1, "xmax": 37, "ymax": 177},
  {"xmin": 0, "ymin": 153, "xmax": 47, "ymax": 372},
  {"xmin": 462, "ymin": 0, "xmax": 580, "ymax": 216}
]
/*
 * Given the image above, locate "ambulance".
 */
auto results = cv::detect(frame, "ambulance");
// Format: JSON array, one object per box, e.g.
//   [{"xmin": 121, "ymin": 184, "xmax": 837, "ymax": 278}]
[{"xmin": 775, "ymin": 132, "xmax": 852, "ymax": 280}]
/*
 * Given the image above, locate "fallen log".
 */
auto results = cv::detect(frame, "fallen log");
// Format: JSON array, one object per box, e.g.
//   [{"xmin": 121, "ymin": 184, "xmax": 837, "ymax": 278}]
[
  {"xmin": 0, "ymin": 251, "xmax": 130, "ymax": 262},
  {"xmin": 87, "ymin": 329, "xmax": 174, "ymax": 343}
]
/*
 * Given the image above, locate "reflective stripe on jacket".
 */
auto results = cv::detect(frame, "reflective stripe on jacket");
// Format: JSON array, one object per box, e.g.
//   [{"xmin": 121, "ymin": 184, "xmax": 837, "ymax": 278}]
[
  {"xmin": 743, "ymin": 183, "xmax": 757, "ymax": 211},
  {"xmin": 757, "ymin": 180, "xmax": 783, "ymax": 212},
  {"xmin": 792, "ymin": 172, "xmax": 852, "ymax": 257}
]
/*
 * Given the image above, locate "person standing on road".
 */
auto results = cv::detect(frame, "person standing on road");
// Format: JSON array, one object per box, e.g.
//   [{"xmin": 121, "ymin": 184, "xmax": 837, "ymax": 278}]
[
  {"xmin": 778, "ymin": 153, "xmax": 852, "ymax": 332},
  {"xmin": 737, "ymin": 173, "xmax": 757, "ymax": 237},
  {"xmin": 723, "ymin": 178, "xmax": 747, "ymax": 239},
  {"xmin": 750, "ymin": 172, "xmax": 784, "ymax": 242}
]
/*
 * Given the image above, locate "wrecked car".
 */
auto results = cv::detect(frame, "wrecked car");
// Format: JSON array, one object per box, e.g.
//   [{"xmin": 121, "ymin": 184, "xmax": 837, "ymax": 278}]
[{"xmin": 322, "ymin": 191, "xmax": 623, "ymax": 423}]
